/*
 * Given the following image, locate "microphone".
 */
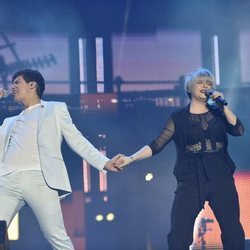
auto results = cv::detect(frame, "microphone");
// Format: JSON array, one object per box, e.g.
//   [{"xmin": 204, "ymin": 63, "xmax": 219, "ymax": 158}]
[
  {"xmin": 0, "ymin": 90, "xmax": 9, "ymax": 99},
  {"xmin": 205, "ymin": 89, "xmax": 228, "ymax": 106}
]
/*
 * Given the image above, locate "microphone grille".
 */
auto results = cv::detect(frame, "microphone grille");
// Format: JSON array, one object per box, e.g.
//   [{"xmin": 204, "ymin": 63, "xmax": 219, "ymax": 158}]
[
  {"xmin": 205, "ymin": 89, "xmax": 214, "ymax": 97},
  {"xmin": 3, "ymin": 90, "xmax": 9, "ymax": 98}
]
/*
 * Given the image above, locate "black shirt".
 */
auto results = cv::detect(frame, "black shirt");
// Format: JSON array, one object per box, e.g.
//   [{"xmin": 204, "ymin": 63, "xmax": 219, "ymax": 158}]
[{"xmin": 148, "ymin": 106, "xmax": 244, "ymax": 207}]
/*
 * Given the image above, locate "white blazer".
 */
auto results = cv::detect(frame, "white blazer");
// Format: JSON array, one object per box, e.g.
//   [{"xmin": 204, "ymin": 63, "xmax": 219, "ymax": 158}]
[{"xmin": 0, "ymin": 101, "xmax": 109, "ymax": 197}]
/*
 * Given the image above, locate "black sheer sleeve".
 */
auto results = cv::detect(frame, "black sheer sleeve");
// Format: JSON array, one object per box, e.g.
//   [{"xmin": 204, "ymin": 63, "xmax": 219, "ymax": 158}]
[
  {"xmin": 224, "ymin": 118, "xmax": 244, "ymax": 136},
  {"xmin": 148, "ymin": 117, "xmax": 175, "ymax": 155}
]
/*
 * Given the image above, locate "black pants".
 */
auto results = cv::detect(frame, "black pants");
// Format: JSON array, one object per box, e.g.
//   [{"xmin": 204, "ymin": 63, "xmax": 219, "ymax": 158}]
[{"xmin": 167, "ymin": 176, "xmax": 245, "ymax": 250}]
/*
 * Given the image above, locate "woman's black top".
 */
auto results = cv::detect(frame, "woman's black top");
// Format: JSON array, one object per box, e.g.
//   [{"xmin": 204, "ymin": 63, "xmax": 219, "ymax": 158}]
[{"xmin": 148, "ymin": 105, "xmax": 244, "ymax": 207}]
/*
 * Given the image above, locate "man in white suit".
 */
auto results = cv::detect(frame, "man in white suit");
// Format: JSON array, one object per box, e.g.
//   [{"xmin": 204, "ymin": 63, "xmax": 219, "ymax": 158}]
[{"xmin": 0, "ymin": 69, "xmax": 121, "ymax": 249}]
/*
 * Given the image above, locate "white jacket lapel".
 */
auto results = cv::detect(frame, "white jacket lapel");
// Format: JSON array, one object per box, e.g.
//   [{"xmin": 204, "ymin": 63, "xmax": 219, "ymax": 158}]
[{"xmin": 37, "ymin": 100, "xmax": 48, "ymax": 133}]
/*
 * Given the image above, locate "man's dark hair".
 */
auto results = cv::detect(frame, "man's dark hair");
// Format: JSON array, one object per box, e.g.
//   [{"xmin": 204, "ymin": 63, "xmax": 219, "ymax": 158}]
[{"xmin": 12, "ymin": 69, "xmax": 45, "ymax": 98}]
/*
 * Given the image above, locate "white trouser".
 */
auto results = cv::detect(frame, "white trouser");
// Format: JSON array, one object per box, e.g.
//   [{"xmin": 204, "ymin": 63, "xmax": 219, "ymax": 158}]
[{"xmin": 0, "ymin": 170, "xmax": 74, "ymax": 250}]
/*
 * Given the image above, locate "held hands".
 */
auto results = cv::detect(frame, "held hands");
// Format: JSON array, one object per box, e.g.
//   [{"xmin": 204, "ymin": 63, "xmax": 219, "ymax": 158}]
[
  {"xmin": 104, "ymin": 154, "xmax": 134, "ymax": 172},
  {"xmin": 114, "ymin": 155, "xmax": 134, "ymax": 171},
  {"xmin": 104, "ymin": 154, "xmax": 125, "ymax": 172},
  {"xmin": 104, "ymin": 146, "xmax": 150, "ymax": 172}
]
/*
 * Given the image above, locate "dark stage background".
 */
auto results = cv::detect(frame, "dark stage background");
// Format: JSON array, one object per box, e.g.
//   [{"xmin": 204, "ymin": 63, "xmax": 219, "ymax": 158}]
[{"xmin": 1, "ymin": 0, "xmax": 250, "ymax": 249}]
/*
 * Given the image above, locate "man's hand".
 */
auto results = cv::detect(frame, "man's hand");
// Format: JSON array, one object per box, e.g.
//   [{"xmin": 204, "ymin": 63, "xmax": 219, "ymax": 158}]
[{"xmin": 104, "ymin": 154, "xmax": 124, "ymax": 172}]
